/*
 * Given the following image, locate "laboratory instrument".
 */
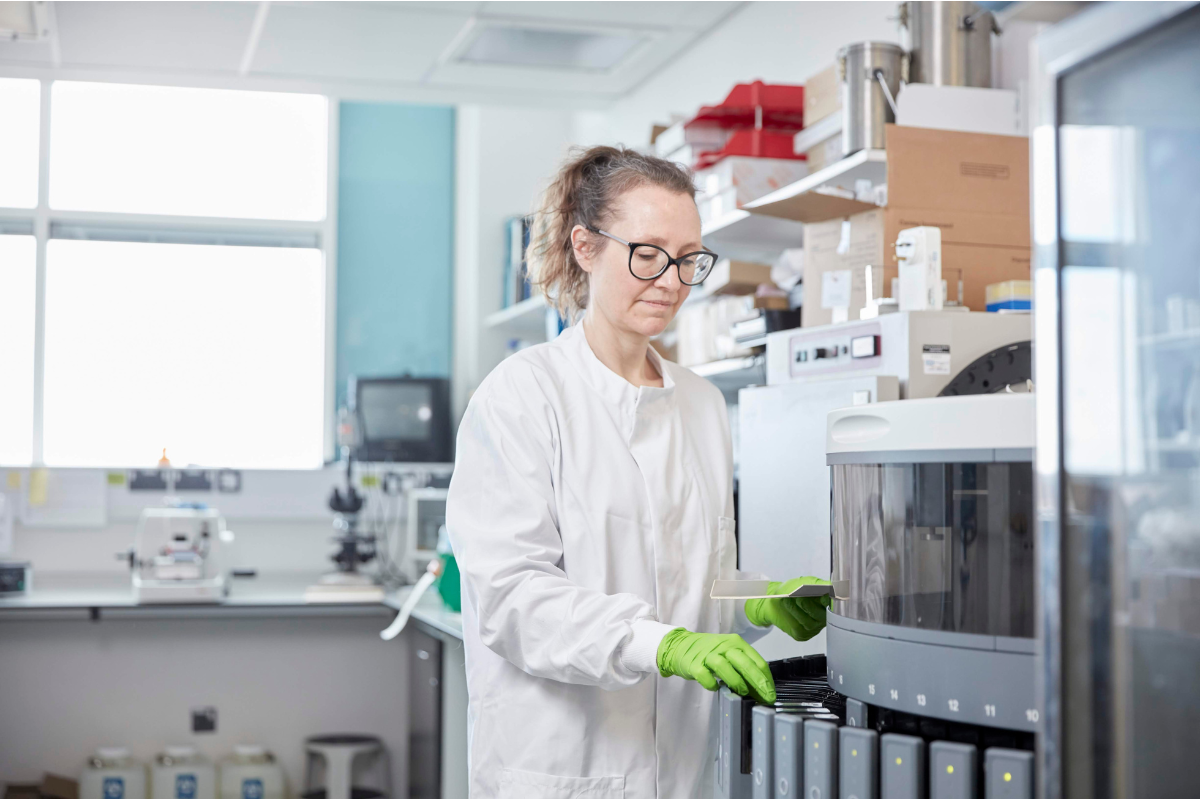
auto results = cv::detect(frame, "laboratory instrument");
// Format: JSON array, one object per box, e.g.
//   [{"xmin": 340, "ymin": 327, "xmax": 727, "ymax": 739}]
[
  {"xmin": 218, "ymin": 745, "xmax": 285, "ymax": 800},
  {"xmin": 1032, "ymin": 4, "xmax": 1200, "ymax": 795},
  {"xmin": 125, "ymin": 506, "xmax": 232, "ymax": 604},
  {"xmin": 351, "ymin": 375, "xmax": 452, "ymax": 464},
  {"xmin": 303, "ymin": 735, "xmax": 391, "ymax": 800},
  {"xmin": 151, "ymin": 746, "xmax": 215, "ymax": 800},
  {"xmin": 825, "ymin": 392, "xmax": 1036, "ymax": 730},
  {"xmin": 742, "ymin": 310, "xmax": 1031, "ymax": 660},
  {"xmin": 0, "ymin": 560, "xmax": 31, "ymax": 595},
  {"xmin": 80, "ymin": 748, "xmax": 147, "ymax": 800},
  {"xmin": 406, "ymin": 488, "xmax": 448, "ymax": 580},
  {"xmin": 306, "ymin": 455, "xmax": 382, "ymax": 603}
]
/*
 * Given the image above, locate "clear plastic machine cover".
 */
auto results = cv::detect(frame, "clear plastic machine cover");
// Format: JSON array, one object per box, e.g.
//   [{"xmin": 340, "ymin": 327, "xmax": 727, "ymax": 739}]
[{"xmin": 831, "ymin": 461, "xmax": 1035, "ymax": 637}]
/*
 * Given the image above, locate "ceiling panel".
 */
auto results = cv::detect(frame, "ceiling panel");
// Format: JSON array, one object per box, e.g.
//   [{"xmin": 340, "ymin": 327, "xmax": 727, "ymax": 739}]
[
  {"xmin": 425, "ymin": 28, "xmax": 691, "ymax": 96},
  {"xmin": 252, "ymin": 2, "xmax": 471, "ymax": 82},
  {"xmin": 479, "ymin": 1, "xmax": 738, "ymax": 30},
  {"xmin": 54, "ymin": 1, "xmax": 257, "ymax": 71}
]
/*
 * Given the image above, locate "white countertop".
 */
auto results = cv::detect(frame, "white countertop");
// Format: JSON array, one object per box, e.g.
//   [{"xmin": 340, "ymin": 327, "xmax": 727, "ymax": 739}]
[{"xmin": 0, "ymin": 570, "xmax": 464, "ymax": 639}]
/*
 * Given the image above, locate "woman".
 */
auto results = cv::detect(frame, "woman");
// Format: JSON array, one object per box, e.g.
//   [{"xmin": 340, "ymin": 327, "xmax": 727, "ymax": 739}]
[{"xmin": 446, "ymin": 146, "xmax": 829, "ymax": 799}]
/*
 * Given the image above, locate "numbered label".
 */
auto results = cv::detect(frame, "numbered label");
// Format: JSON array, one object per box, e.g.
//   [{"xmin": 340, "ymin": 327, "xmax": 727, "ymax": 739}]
[
  {"xmin": 985, "ymin": 704, "xmax": 997, "ymax": 717},
  {"xmin": 917, "ymin": 694, "xmax": 927, "ymax": 707},
  {"xmin": 948, "ymin": 699, "xmax": 959, "ymax": 713},
  {"xmin": 890, "ymin": 689, "xmax": 899, "ymax": 701},
  {"xmin": 1026, "ymin": 709, "xmax": 1040, "ymax": 723},
  {"xmin": 868, "ymin": 684, "xmax": 876, "ymax": 696}
]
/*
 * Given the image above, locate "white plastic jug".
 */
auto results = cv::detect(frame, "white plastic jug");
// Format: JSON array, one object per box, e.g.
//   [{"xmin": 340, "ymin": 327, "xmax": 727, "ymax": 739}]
[
  {"xmin": 219, "ymin": 745, "xmax": 286, "ymax": 799},
  {"xmin": 80, "ymin": 747, "xmax": 148, "ymax": 800},
  {"xmin": 151, "ymin": 746, "xmax": 216, "ymax": 799}
]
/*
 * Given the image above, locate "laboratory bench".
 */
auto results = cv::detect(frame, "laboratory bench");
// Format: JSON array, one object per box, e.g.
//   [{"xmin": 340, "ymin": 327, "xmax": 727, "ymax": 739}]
[
  {"xmin": 0, "ymin": 570, "xmax": 464, "ymax": 639},
  {"xmin": 0, "ymin": 571, "xmax": 468, "ymax": 798}
]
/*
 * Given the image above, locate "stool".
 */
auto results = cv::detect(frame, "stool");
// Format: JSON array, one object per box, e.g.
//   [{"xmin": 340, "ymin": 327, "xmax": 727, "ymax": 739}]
[{"xmin": 302, "ymin": 735, "xmax": 391, "ymax": 799}]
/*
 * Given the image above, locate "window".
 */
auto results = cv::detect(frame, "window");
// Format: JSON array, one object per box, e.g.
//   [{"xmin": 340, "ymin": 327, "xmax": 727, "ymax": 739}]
[
  {"xmin": 5, "ymin": 80, "xmax": 333, "ymax": 469},
  {"xmin": 0, "ymin": 236, "xmax": 36, "ymax": 464},
  {"xmin": 0, "ymin": 78, "xmax": 40, "ymax": 208},
  {"xmin": 49, "ymin": 82, "xmax": 329, "ymax": 220},
  {"xmin": 43, "ymin": 241, "xmax": 326, "ymax": 468}
]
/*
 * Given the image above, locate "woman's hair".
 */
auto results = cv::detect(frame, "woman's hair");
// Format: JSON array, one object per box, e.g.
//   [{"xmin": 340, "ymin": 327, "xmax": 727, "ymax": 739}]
[{"xmin": 527, "ymin": 145, "xmax": 696, "ymax": 318}]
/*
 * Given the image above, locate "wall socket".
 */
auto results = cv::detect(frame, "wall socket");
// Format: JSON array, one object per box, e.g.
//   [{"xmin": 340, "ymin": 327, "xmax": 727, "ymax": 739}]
[{"xmin": 191, "ymin": 706, "xmax": 217, "ymax": 733}]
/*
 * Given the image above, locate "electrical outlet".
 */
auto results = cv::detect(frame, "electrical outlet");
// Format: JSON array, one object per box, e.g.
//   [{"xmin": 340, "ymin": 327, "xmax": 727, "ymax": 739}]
[
  {"xmin": 191, "ymin": 706, "xmax": 217, "ymax": 733},
  {"xmin": 217, "ymin": 469, "xmax": 242, "ymax": 493},
  {"xmin": 129, "ymin": 470, "xmax": 168, "ymax": 491},
  {"xmin": 175, "ymin": 470, "xmax": 213, "ymax": 492}
]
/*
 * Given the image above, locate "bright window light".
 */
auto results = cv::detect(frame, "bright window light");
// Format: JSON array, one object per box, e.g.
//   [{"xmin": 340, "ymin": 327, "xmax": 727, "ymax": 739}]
[
  {"xmin": 49, "ymin": 82, "xmax": 328, "ymax": 221},
  {"xmin": 0, "ymin": 236, "xmax": 36, "ymax": 464},
  {"xmin": 43, "ymin": 240, "xmax": 326, "ymax": 468},
  {"xmin": 0, "ymin": 78, "xmax": 40, "ymax": 209}
]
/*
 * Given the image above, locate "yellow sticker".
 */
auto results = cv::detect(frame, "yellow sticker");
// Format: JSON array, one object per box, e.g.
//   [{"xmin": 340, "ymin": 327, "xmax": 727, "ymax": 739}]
[
  {"xmin": 29, "ymin": 468, "xmax": 49, "ymax": 507},
  {"xmin": 360, "ymin": 474, "xmax": 379, "ymax": 487},
  {"xmin": 6, "ymin": 471, "xmax": 21, "ymax": 490},
  {"xmin": 107, "ymin": 472, "xmax": 127, "ymax": 486}
]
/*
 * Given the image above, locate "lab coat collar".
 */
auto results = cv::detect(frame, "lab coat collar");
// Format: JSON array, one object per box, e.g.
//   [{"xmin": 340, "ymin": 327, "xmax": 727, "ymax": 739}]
[{"xmin": 561, "ymin": 321, "xmax": 675, "ymax": 412}]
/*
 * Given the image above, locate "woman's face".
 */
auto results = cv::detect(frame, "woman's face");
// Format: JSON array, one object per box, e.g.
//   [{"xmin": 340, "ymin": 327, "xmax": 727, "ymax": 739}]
[{"xmin": 574, "ymin": 184, "xmax": 703, "ymax": 339}]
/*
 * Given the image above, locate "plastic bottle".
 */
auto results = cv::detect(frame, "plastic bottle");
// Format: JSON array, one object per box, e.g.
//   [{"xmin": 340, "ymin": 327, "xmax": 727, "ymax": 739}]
[
  {"xmin": 219, "ymin": 745, "xmax": 286, "ymax": 799},
  {"xmin": 80, "ymin": 747, "xmax": 148, "ymax": 799},
  {"xmin": 151, "ymin": 746, "xmax": 215, "ymax": 799}
]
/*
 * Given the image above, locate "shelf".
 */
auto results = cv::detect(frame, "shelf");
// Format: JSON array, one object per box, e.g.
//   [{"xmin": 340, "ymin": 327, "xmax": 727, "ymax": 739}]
[
  {"xmin": 484, "ymin": 295, "xmax": 547, "ymax": 341},
  {"xmin": 690, "ymin": 354, "xmax": 767, "ymax": 395},
  {"xmin": 744, "ymin": 148, "xmax": 887, "ymax": 224},
  {"xmin": 701, "ymin": 209, "xmax": 806, "ymax": 264}
]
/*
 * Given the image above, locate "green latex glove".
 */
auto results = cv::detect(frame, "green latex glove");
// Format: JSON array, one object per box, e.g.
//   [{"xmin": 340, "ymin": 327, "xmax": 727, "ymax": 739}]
[
  {"xmin": 744, "ymin": 576, "xmax": 832, "ymax": 642},
  {"xmin": 656, "ymin": 628, "xmax": 776, "ymax": 704}
]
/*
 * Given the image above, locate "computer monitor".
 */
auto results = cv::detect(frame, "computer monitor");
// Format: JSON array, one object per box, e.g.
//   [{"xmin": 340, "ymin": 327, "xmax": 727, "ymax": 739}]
[{"xmin": 350, "ymin": 376, "xmax": 451, "ymax": 463}]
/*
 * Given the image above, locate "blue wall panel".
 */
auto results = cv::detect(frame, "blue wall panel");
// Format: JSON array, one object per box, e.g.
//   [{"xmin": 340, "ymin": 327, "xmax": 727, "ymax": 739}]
[{"xmin": 336, "ymin": 102, "xmax": 454, "ymax": 411}]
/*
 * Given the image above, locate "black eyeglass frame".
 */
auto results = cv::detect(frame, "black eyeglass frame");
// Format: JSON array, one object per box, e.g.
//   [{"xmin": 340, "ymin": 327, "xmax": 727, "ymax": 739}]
[{"xmin": 587, "ymin": 227, "xmax": 719, "ymax": 287}]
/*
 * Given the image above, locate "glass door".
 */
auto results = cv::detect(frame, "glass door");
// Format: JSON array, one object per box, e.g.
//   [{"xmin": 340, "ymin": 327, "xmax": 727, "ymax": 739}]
[{"xmin": 1044, "ymin": 5, "xmax": 1200, "ymax": 796}]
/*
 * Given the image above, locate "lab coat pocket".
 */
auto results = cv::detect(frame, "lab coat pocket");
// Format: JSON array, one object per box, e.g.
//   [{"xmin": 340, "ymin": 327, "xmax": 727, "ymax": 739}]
[{"xmin": 498, "ymin": 768, "xmax": 625, "ymax": 799}]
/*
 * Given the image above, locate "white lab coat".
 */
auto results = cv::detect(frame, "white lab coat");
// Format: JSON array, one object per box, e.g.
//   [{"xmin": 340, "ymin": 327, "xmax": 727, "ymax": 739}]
[{"xmin": 446, "ymin": 322, "xmax": 765, "ymax": 799}]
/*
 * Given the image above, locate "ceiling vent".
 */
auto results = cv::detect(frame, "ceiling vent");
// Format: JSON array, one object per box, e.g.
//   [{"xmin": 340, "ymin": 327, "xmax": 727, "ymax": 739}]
[{"xmin": 456, "ymin": 24, "xmax": 645, "ymax": 73}]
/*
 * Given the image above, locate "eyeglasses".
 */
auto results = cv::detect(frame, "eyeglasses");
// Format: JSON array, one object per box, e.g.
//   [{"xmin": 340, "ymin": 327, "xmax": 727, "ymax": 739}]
[{"xmin": 588, "ymin": 227, "xmax": 719, "ymax": 286}]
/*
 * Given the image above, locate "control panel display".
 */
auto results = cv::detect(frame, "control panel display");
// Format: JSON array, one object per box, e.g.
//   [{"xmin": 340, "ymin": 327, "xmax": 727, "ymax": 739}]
[{"xmin": 788, "ymin": 322, "xmax": 883, "ymax": 378}]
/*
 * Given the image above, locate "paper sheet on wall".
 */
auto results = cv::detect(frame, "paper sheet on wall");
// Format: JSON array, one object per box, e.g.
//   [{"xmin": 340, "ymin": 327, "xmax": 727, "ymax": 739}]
[
  {"xmin": 821, "ymin": 269, "xmax": 852, "ymax": 309},
  {"xmin": 19, "ymin": 469, "xmax": 108, "ymax": 528}
]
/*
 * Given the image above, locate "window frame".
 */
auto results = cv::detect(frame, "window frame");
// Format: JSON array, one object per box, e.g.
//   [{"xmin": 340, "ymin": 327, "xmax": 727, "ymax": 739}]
[{"xmin": 0, "ymin": 78, "xmax": 340, "ymax": 468}]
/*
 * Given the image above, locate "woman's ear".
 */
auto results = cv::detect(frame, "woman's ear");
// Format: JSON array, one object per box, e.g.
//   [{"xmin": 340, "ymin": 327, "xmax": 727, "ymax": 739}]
[{"xmin": 570, "ymin": 224, "xmax": 594, "ymax": 275}]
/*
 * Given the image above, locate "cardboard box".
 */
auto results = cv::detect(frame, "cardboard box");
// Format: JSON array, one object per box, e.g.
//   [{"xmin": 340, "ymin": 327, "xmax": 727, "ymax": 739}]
[
  {"xmin": 885, "ymin": 125, "xmax": 1030, "ymax": 219},
  {"xmin": 802, "ymin": 208, "xmax": 886, "ymax": 326},
  {"xmin": 804, "ymin": 64, "xmax": 841, "ymax": 126},
  {"xmin": 804, "ymin": 133, "xmax": 844, "ymax": 172},
  {"xmin": 705, "ymin": 259, "xmax": 774, "ymax": 295},
  {"xmin": 878, "ymin": 125, "xmax": 1032, "ymax": 311},
  {"xmin": 696, "ymin": 156, "xmax": 810, "ymax": 206}
]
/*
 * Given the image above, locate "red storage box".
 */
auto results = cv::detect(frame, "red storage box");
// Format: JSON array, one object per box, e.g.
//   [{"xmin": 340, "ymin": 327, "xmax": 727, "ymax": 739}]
[{"xmin": 684, "ymin": 80, "xmax": 807, "ymax": 169}]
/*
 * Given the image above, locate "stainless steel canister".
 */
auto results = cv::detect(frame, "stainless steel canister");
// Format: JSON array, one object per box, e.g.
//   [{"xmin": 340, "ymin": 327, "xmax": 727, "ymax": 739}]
[
  {"xmin": 903, "ymin": 1, "xmax": 998, "ymax": 87},
  {"xmin": 838, "ymin": 42, "xmax": 905, "ymax": 155}
]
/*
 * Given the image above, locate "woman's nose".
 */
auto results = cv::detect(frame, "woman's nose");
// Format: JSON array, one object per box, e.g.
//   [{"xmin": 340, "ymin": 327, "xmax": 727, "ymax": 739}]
[{"xmin": 654, "ymin": 263, "xmax": 682, "ymax": 291}]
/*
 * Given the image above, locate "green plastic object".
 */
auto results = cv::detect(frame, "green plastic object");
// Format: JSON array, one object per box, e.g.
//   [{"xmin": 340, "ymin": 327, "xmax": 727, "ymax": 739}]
[{"xmin": 437, "ymin": 552, "xmax": 461, "ymax": 612}]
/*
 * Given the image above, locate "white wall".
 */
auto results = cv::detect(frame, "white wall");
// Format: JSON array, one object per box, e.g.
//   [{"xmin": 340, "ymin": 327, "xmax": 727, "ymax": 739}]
[
  {"xmin": 600, "ymin": 1, "xmax": 901, "ymax": 149},
  {"xmin": 452, "ymin": 104, "xmax": 577, "ymax": 419}
]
